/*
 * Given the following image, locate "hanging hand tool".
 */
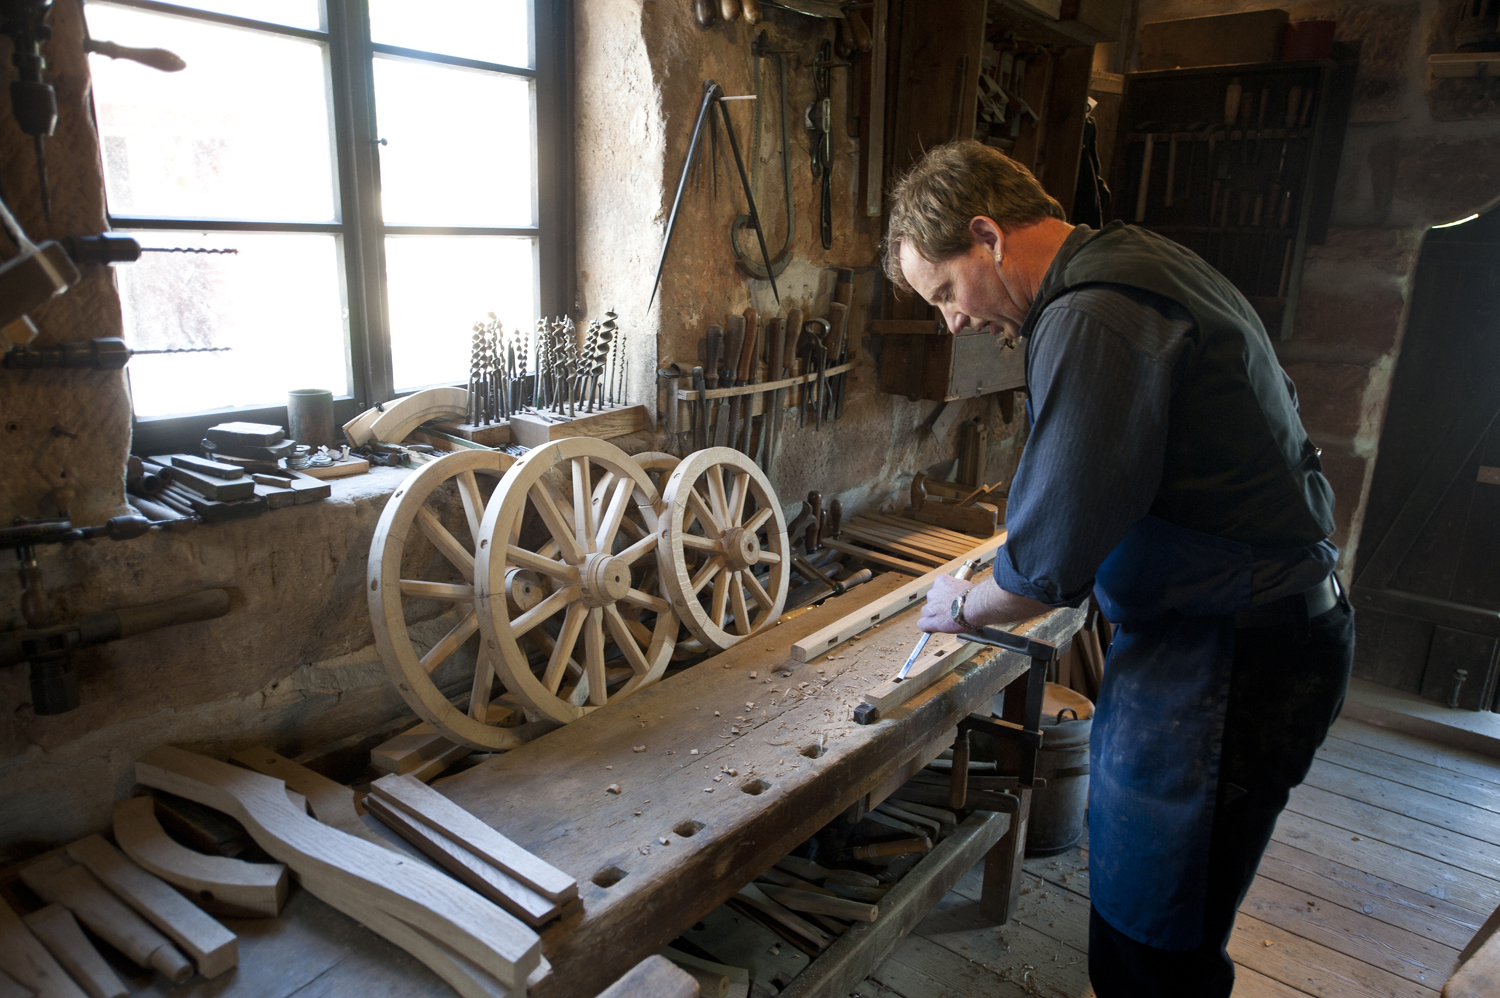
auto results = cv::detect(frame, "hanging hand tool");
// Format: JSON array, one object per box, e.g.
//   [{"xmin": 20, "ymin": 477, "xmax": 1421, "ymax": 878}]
[
  {"xmin": 719, "ymin": 0, "xmax": 738, "ymax": 21},
  {"xmin": 735, "ymin": 307, "xmax": 760, "ymax": 457},
  {"xmin": 808, "ymin": 39, "xmax": 834, "ymax": 249},
  {"xmin": 653, "ymin": 81, "xmax": 779, "ymax": 306},
  {"xmin": 824, "ymin": 303, "xmax": 847, "ymax": 427},
  {"xmin": 704, "ymin": 323, "xmax": 723, "ymax": 442},
  {"xmin": 658, "ymin": 364, "xmax": 682, "ymax": 445},
  {"xmin": 718, "ymin": 316, "xmax": 744, "ymax": 447},
  {"xmin": 2, "ymin": 0, "xmax": 57, "ymax": 219},
  {"xmin": 895, "ymin": 559, "xmax": 980, "ymax": 681},
  {"xmin": 734, "ymin": 33, "xmax": 796, "ymax": 282},
  {"xmin": 832, "ymin": 269, "xmax": 853, "ymax": 420},
  {"xmin": 800, "ymin": 318, "xmax": 828, "ymax": 429},
  {"xmin": 693, "ymin": 0, "xmax": 714, "ymax": 28},
  {"xmin": 690, "ymin": 366, "xmax": 708, "ymax": 450},
  {"xmin": 762, "ymin": 316, "xmax": 784, "ymax": 471}
]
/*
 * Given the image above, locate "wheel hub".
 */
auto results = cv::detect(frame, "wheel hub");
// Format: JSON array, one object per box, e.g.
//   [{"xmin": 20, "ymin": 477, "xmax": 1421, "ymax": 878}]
[
  {"xmin": 721, "ymin": 527, "xmax": 761, "ymax": 571},
  {"xmin": 580, "ymin": 552, "xmax": 631, "ymax": 608}
]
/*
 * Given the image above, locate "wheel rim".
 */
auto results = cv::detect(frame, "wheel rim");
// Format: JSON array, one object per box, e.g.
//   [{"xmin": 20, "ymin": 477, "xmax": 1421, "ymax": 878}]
[
  {"xmin": 475, "ymin": 437, "xmax": 679, "ymax": 724},
  {"xmin": 659, "ymin": 447, "xmax": 789, "ymax": 651},
  {"xmin": 367, "ymin": 449, "xmax": 527, "ymax": 750}
]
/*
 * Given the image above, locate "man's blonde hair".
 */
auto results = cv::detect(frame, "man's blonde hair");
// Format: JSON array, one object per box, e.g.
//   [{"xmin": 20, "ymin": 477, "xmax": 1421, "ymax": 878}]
[{"xmin": 882, "ymin": 139, "xmax": 1066, "ymax": 292}]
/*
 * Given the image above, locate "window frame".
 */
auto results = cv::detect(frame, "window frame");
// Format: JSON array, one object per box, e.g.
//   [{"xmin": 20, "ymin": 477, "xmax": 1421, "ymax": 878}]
[{"xmin": 95, "ymin": 0, "xmax": 573, "ymax": 456}]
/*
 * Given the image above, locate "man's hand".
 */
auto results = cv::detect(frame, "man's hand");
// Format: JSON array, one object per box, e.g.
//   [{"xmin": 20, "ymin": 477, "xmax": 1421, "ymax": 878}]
[{"xmin": 919, "ymin": 574, "xmax": 974, "ymax": 634}]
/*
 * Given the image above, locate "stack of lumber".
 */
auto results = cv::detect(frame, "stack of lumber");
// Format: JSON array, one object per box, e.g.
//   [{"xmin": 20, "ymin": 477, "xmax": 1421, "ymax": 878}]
[
  {"xmin": 366, "ymin": 774, "xmax": 581, "ymax": 928},
  {"xmin": 823, "ymin": 515, "xmax": 985, "ymax": 575}
]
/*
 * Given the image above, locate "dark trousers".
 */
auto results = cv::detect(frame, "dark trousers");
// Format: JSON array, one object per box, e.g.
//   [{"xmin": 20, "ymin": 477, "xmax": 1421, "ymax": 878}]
[{"xmin": 1088, "ymin": 595, "xmax": 1355, "ymax": 997}]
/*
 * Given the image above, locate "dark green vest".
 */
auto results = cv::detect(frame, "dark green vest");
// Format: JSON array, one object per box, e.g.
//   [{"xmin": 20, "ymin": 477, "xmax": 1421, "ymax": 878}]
[{"xmin": 1026, "ymin": 221, "xmax": 1336, "ymax": 547}]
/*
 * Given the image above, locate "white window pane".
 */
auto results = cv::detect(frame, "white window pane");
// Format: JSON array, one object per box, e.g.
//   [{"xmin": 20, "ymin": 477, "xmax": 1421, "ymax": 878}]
[
  {"xmin": 385, "ymin": 236, "xmax": 536, "ymax": 392},
  {"xmin": 370, "ymin": 0, "xmax": 530, "ymax": 69},
  {"xmin": 89, "ymin": 0, "xmax": 324, "ymax": 30},
  {"xmin": 87, "ymin": 5, "xmax": 336, "ymax": 222},
  {"xmin": 119, "ymin": 232, "xmax": 349, "ymax": 418},
  {"xmin": 374, "ymin": 57, "xmax": 533, "ymax": 227}
]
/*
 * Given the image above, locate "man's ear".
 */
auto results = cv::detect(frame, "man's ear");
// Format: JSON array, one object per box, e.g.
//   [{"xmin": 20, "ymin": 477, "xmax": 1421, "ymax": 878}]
[{"xmin": 970, "ymin": 216, "xmax": 1005, "ymax": 259}]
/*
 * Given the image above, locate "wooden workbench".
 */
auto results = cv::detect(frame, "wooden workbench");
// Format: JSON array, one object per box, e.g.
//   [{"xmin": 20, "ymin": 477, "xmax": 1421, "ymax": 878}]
[
  {"xmin": 438, "ymin": 573, "xmax": 1085, "ymax": 998},
  {"xmin": 119, "ymin": 574, "xmax": 1083, "ymax": 997}
]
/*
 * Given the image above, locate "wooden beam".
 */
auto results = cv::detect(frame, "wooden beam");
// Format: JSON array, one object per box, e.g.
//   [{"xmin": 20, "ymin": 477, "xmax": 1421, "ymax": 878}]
[
  {"xmin": 791, "ymin": 533, "xmax": 1007, "ymax": 662},
  {"xmin": 134, "ymin": 746, "xmax": 542, "ymax": 991},
  {"xmin": 112, "ymin": 798, "xmax": 287, "ymax": 919},
  {"xmin": 65, "ymin": 835, "xmax": 237, "ymax": 978}
]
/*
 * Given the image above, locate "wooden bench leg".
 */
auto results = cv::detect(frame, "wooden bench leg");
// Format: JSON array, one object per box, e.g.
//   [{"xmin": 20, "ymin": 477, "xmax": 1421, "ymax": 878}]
[{"xmin": 980, "ymin": 786, "xmax": 1030, "ymax": 923}]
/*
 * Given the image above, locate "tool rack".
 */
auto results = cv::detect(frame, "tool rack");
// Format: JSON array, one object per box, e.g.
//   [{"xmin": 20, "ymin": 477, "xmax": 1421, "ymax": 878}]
[
  {"xmin": 1110, "ymin": 55, "xmax": 1356, "ymax": 340},
  {"xmin": 138, "ymin": 577, "xmax": 1084, "ymax": 998}
]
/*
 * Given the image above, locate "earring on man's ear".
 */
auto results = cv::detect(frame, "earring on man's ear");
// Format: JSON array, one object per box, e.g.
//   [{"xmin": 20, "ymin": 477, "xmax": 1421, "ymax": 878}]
[{"xmin": 994, "ymin": 253, "xmax": 1003, "ymax": 264}]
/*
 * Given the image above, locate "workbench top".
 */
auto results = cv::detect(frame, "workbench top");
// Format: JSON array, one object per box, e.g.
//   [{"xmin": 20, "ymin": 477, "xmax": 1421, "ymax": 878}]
[{"xmin": 436, "ymin": 573, "xmax": 1085, "ymax": 998}]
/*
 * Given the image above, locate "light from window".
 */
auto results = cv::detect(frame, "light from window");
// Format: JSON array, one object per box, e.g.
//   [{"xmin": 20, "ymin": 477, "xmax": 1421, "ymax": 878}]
[
  {"xmin": 116, "ymin": 230, "xmax": 349, "ymax": 418},
  {"xmin": 385, "ymin": 235, "xmax": 535, "ymax": 392},
  {"xmin": 149, "ymin": 0, "xmax": 322, "ymax": 30},
  {"xmin": 369, "ymin": 0, "xmax": 530, "ymax": 68}
]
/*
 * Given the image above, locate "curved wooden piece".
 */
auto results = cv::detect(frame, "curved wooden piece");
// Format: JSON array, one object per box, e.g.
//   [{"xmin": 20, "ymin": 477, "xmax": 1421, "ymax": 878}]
[
  {"xmin": 660, "ymin": 447, "xmax": 789, "ymax": 651},
  {"xmin": 476, "ymin": 437, "xmax": 678, "ymax": 724},
  {"xmin": 113, "ymin": 798, "xmax": 287, "ymax": 918},
  {"xmin": 370, "ymin": 450, "xmax": 538, "ymax": 750},
  {"xmin": 369, "ymin": 388, "xmax": 470, "ymax": 444},
  {"xmin": 134, "ymin": 746, "xmax": 542, "ymax": 991}
]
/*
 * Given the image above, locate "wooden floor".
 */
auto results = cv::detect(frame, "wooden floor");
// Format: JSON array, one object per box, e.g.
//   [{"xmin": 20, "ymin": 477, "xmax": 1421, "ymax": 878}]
[{"xmin": 853, "ymin": 717, "xmax": 1500, "ymax": 997}]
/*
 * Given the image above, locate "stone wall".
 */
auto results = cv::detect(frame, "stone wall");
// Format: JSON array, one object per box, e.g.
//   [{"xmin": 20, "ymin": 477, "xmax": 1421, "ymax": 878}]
[
  {"xmin": 0, "ymin": 1, "xmax": 1029, "ymax": 856},
  {"xmin": 1132, "ymin": 0, "xmax": 1500, "ymax": 574}
]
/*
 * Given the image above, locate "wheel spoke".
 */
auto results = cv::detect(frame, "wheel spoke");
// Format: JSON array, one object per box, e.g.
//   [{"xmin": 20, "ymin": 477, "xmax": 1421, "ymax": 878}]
[
  {"xmin": 706, "ymin": 469, "xmax": 730, "ymax": 526},
  {"xmin": 572, "ymin": 458, "xmax": 595, "ymax": 553},
  {"xmin": 511, "ymin": 584, "xmax": 579, "ymax": 637},
  {"xmin": 604, "ymin": 605, "xmax": 651, "ymax": 676},
  {"xmin": 420, "ymin": 607, "xmax": 478, "ymax": 675},
  {"xmin": 744, "ymin": 570, "xmax": 774, "ymax": 610},
  {"xmin": 542, "ymin": 603, "xmax": 586, "ymax": 693},
  {"xmin": 616, "ymin": 531, "xmax": 658, "ymax": 565},
  {"xmin": 532, "ymin": 478, "xmax": 586, "ymax": 564},
  {"xmin": 690, "ymin": 556, "xmax": 724, "ymax": 595},
  {"xmin": 468, "ymin": 646, "xmax": 496, "ymax": 719},
  {"xmin": 730, "ymin": 573, "xmax": 752, "ymax": 635},
  {"xmin": 584, "ymin": 607, "xmax": 608, "ymax": 707},
  {"xmin": 730, "ymin": 472, "xmax": 750, "ymax": 526},
  {"xmin": 415, "ymin": 507, "xmax": 475, "ymax": 582},
  {"xmin": 616, "ymin": 515, "xmax": 647, "ymax": 542},
  {"xmin": 400, "ymin": 580, "xmax": 473, "ymax": 600},
  {"xmin": 710, "ymin": 571, "xmax": 730, "ymax": 626},
  {"xmin": 744, "ymin": 505, "xmax": 774, "ymax": 534},
  {"xmin": 507, "ymin": 546, "xmax": 581, "ymax": 584},
  {"xmin": 595, "ymin": 478, "xmax": 635, "ymax": 551},
  {"xmin": 621, "ymin": 588, "xmax": 670, "ymax": 614},
  {"xmin": 680, "ymin": 533, "xmax": 720, "ymax": 553},
  {"xmin": 687, "ymin": 488, "xmax": 724, "ymax": 536},
  {"xmin": 456, "ymin": 470, "xmax": 485, "ymax": 546}
]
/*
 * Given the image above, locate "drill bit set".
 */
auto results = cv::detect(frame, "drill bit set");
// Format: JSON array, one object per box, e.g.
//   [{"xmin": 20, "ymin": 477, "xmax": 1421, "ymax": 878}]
[{"xmin": 463, "ymin": 310, "xmax": 629, "ymax": 429}]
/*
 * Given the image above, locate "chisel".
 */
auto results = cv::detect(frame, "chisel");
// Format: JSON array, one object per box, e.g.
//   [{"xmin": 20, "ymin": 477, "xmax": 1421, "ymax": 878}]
[
  {"xmin": 824, "ymin": 304, "xmax": 848, "ymax": 428},
  {"xmin": 691, "ymin": 366, "xmax": 708, "ymax": 450},
  {"xmin": 895, "ymin": 559, "xmax": 981, "ymax": 681},
  {"xmin": 705, "ymin": 324, "xmax": 723, "ymax": 443},
  {"xmin": 784, "ymin": 307, "xmax": 803, "ymax": 426},
  {"xmin": 738, "ymin": 307, "xmax": 761, "ymax": 457},
  {"xmin": 763, "ymin": 316, "xmax": 785, "ymax": 472},
  {"xmin": 718, "ymin": 316, "xmax": 744, "ymax": 447}
]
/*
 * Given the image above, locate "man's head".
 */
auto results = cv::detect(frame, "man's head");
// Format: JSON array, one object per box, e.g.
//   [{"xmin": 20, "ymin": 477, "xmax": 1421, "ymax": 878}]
[{"xmin": 883, "ymin": 140, "xmax": 1068, "ymax": 339}]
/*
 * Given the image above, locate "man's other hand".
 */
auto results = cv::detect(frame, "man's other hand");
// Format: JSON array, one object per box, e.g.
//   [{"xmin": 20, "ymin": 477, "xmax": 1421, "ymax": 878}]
[{"xmin": 919, "ymin": 575, "xmax": 974, "ymax": 634}]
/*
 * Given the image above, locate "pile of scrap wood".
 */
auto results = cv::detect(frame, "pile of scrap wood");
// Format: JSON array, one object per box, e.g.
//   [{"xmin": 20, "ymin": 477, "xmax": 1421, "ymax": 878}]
[{"xmin": 822, "ymin": 513, "xmax": 992, "ymax": 576}]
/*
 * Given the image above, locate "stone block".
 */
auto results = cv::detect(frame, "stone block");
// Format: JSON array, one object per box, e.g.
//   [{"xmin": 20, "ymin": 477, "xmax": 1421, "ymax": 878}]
[
  {"xmin": 1283, "ymin": 362, "xmax": 1374, "ymax": 441},
  {"xmin": 1336, "ymin": 2, "xmax": 1420, "ymax": 123}
]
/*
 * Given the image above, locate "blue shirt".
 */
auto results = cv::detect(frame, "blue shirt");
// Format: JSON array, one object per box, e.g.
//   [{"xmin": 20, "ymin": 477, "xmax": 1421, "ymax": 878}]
[{"xmin": 991, "ymin": 282, "xmax": 1335, "ymax": 609}]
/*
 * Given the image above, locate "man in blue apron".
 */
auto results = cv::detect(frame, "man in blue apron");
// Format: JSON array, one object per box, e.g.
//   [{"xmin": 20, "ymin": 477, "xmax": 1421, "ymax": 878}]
[{"xmin": 887, "ymin": 140, "xmax": 1353, "ymax": 995}]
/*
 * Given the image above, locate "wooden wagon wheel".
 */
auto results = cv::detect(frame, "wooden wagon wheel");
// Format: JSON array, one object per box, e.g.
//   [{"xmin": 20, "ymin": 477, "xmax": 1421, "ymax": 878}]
[
  {"xmin": 368, "ymin": 449, "xmax": 531, "ymax": 751},
  {"xmin": 659, "ymin": 446, "xmax": 790, "ymax": 652},
  {"xmin": 475, "ymin": 437, "xmax": 679, "ymax": 724}
]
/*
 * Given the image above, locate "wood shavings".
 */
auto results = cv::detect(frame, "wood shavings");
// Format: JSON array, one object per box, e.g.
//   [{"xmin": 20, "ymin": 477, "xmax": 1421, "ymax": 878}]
[
  {"xmin": 659, "ymin": 837, "xmax": 669, "ymax": 846},
  {"xmin": 690, "ymin": 749, "xmax": 699, "ymax": 755},
  {"xmin": 750, "ymin": 671, "xmax": 758, "ymax": 678},
  {"xmin": 606, "ymin": 784, "xmax": 621, "ymax": 794},
  {"xmin": 633, "ymin": 745, "xmax": 646, "ymax": 752}
]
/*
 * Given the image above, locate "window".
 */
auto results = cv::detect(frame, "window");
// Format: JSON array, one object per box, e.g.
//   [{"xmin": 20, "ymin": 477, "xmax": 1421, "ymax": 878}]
[{"xmin": 85, "ymin": 0, "xmax": 569, "ymax": 452}]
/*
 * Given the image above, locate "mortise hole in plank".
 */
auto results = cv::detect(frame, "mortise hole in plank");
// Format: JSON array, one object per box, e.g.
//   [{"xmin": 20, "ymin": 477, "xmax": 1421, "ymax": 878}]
[
  {"xmin": 592, "ymin": 865, "xmax": 628, "ymax": 888},
  {"xmin": 674, "ymin": 820, "xmax": 705, "ymax": 837},
  {"xmin": 740, "ymin": 778, "xmax": 771, "ymax": 796},
  {"xmin": 800, "ymin": 743, "xmax": 825, "ymax": 759}
]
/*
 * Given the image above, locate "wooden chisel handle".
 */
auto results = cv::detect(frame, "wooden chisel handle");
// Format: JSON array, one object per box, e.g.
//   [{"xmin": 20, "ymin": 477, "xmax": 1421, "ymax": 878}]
[
  {"xmin": 738, "ymin": 307, "xmax": 759, "ymax": 384},
  {"xmin": 834, "ymin": 268, "xmax": 854, "ymax": 308},
  {"xmin": 781, "ymin": 311, "xmax": 801, "ymax": 378},
  {"xmin": 826, "ymin": 303, "xmax": 848, "ymax": 372},
  {"xmin": 766, "ymin": 317, "xmax": 785, "ymax": 387},
  {"xmin": 724, "ymin": 317, "xmax": 745, "ymax": 386},
  {"xmin": 806, "ymin": 491, "xmax": 822, "ymax": 551}
]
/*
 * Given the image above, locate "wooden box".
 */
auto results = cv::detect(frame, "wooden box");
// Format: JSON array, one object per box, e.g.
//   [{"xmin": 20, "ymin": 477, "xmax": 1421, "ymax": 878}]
[
  {"xmin": 874, "ymin": 321, "xmax": 1026, "ymax": 402},
  {"xmin": 508, "ymin": 404, "xmax": 647, "ymax": 449},
  {"xmin": 1137, "ymin": 9, "xmax": 1288, "ymax": 71}
]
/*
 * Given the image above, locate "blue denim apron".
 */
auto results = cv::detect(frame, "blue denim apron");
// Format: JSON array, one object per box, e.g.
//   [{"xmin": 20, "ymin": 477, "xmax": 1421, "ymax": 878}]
[{"xmin": 1087, "ymin": 515, "xmax": 1254, "ymax": 951}]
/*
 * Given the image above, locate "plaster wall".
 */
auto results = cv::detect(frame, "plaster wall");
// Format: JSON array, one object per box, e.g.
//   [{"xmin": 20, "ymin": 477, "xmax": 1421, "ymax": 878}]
[
  {"xmin": 1131, "ymin": 1, "xmax": 1500, "ymax": 576},
  {"xmin": 0, "ymin": 1, "xmax": 1028, "ymax": 855}
]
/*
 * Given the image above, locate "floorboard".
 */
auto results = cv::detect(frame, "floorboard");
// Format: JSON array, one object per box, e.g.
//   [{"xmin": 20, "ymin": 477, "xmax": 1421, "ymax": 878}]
[{"xmin": 860, "ymin": 716, "xmax": 1498, "ymax": 998}]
